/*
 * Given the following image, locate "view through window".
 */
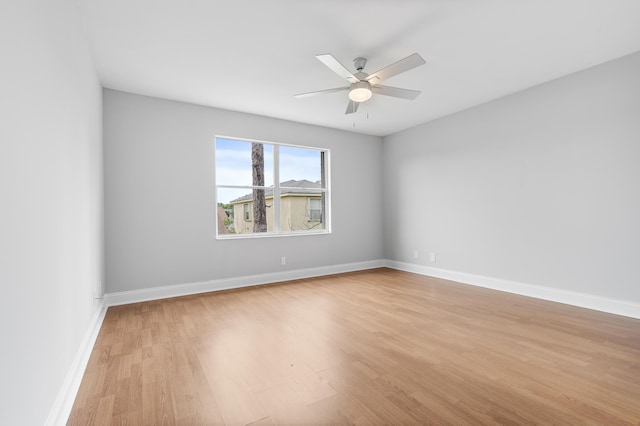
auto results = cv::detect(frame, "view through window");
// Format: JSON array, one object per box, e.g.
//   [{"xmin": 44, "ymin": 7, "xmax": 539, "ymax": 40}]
[{"xmin": 215, "ymin": 136, "xmax": 330, "ymax": 237}]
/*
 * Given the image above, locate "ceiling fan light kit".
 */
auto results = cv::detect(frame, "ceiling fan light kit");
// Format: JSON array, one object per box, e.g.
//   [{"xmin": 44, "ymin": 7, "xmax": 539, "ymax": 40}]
[
  {"xmin": 348, "ymin": 81, "xmax": 372, "ymax": 102},
  {"xmin": 295, "ymin": 52, "xmax": 425, "ymax": 114}
]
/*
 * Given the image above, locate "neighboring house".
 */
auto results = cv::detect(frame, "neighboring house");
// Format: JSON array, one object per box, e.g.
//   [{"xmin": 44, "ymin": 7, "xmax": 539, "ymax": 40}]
[{"xmin": 230, "ymin": 179, "xmax": 323, "ymax": 233}]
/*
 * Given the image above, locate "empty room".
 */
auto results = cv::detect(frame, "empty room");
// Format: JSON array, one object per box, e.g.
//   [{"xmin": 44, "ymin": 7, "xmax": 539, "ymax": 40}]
[{"xmin": 2, "ymin": 1, "xmax": 640, "ymax": 425}]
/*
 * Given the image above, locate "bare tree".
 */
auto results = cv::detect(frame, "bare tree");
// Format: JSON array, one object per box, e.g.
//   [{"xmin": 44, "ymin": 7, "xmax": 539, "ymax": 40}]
[{"xmin": 252, "ymin": 142, "xmax": 267, "ymax": 232}]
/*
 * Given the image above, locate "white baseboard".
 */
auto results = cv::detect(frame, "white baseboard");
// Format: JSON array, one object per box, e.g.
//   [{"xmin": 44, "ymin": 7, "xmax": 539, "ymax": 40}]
[
  {"xmin": 45, "ymin": 300, "xmax": 108, "ymax": 426},
  {"xmin": 384, "ymin": 260, "xmax": 640, "ymax": 319},
  {"xmin": 105, "ymin": 258, "xmax": 640, "ymax": 317},
  {"xmin": 104, "ymin": 259, "xmax": 385, "ymax": 306}
]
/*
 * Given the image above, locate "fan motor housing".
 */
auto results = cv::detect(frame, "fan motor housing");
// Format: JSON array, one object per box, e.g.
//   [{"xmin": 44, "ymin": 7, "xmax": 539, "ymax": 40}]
[{"xmin": 353, "ymin": 57, "xmax": 367, "ymax": 71}]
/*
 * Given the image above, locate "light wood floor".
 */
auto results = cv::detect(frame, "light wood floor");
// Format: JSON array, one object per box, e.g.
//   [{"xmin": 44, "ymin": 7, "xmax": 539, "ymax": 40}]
[{"xmin": 68, "ymin": 268, "xmax": 640, "ymax": 425}]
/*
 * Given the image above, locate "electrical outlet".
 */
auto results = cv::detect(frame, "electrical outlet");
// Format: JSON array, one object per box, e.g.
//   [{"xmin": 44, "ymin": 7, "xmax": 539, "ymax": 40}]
[
  {"xmin": 413, "ymin": 250, "xmax": 419, "ymax": 259},
  {"xmin": 429, "ymin": 252, "xmax": 436, "ymax": 262},
  {"xmin": 281, "ymin": 256, "xmax": 287, "ymax": 266}
]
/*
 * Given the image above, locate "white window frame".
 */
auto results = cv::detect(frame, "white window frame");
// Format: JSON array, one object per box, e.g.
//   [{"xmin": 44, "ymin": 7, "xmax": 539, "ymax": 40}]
[{"xmin": 215, "ymin": 135, "xmax": 331, "ymax": 239}]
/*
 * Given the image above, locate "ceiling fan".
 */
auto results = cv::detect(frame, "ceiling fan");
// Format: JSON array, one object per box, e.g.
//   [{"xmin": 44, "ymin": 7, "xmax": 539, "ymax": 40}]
[{"xmin": 294, "ymin": 53, "xmax": 426, "ymax": 114}]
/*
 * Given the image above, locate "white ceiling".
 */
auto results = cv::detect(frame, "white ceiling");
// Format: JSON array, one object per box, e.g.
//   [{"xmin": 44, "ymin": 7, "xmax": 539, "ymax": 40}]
[{"xmin": 80, "ymin": 0, "xmax": 640, "ymax": 136}]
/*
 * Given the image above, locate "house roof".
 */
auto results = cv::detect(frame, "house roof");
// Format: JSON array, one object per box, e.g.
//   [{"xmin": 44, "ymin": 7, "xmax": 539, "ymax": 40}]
[{"xmin": 230, "ymin": 180, "xmax": 321, "ymax": 204}]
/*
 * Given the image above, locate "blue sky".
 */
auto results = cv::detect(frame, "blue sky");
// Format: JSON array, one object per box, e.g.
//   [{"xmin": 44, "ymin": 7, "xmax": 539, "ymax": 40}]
[{"xmin": 216, "ymin": 138, "xmax": 324, "ymax": 204}]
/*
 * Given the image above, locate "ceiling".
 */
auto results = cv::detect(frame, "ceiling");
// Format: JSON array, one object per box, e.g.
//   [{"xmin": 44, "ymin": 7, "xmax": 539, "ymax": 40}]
[{"xmin": 80, "ymin": 0, "xmax": 640, "ymax": 136}]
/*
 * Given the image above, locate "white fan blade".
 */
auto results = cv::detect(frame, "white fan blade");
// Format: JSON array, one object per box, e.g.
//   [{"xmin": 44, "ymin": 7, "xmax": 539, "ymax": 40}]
[
  {"xmin": 365, "ymin": 53, "xmax": 425, "ymax": 84},
  {"xmin": 294, "ymin": 87, "xmax": 348, "ymax": 99},
  {"xmin": 345, "ymin": 100, "xmax": 359, "ymax": 114},
  {"xmin": 372, "ymin": 85, "xmax": 421, "ymax": 100},
  {"xmin": 316, "ymin": 54, "xmax": 359, "ymax": 84}
]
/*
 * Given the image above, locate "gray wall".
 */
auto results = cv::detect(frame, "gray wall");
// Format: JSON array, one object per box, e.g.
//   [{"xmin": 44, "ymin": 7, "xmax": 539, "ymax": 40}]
[
  {"xmin": 0, "ymin": 1, "xmax": 103, "ymax": 424},
  {"xmin": 383, "ymin": 52, "xmax": 640, "ymax": 303},
  {"xmin": 104, "ymin": 90, "xmax": 383, "ymax": 293}
]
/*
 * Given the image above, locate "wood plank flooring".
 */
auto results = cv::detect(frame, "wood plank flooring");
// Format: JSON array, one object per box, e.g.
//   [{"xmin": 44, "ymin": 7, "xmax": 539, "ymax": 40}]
[{"xmin": 68, "ymin": 268, "xmax": 640, "ymax": 425}]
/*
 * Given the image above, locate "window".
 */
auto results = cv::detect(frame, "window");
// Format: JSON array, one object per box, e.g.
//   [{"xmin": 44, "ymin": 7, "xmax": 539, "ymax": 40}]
[
  {"xmin": 308, "ymin": 198, "xmax": 322, "ymax": 222},
  {"xmin": 215, "ymin": 136, "xmax": 330, "ymax": 238}
]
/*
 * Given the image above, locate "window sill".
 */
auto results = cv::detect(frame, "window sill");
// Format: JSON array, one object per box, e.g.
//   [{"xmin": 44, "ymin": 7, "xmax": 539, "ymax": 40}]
[{"xmin": 216, "ymin": 229, "xmax": 330, "ymax": 240}]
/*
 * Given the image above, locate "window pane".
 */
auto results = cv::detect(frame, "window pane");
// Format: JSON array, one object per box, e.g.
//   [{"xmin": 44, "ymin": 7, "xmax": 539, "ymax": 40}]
[
  {"xmin": 279, "ymin": 146, "xmax": 323, "ymax": 187},
  {"xmin": 217, "ymin": 187, "xmax": 272, "ymax": 235},
  {"xmin": 280, "ymin": 190, "xmax": 325, "ymax": 232},
  {"xmin": 216, "ymin": 138, "xmax": 273, "ymax": 187},
  {"xmin": 217, "ymin": 188, "xmax": 273, "ymax": 235}
]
